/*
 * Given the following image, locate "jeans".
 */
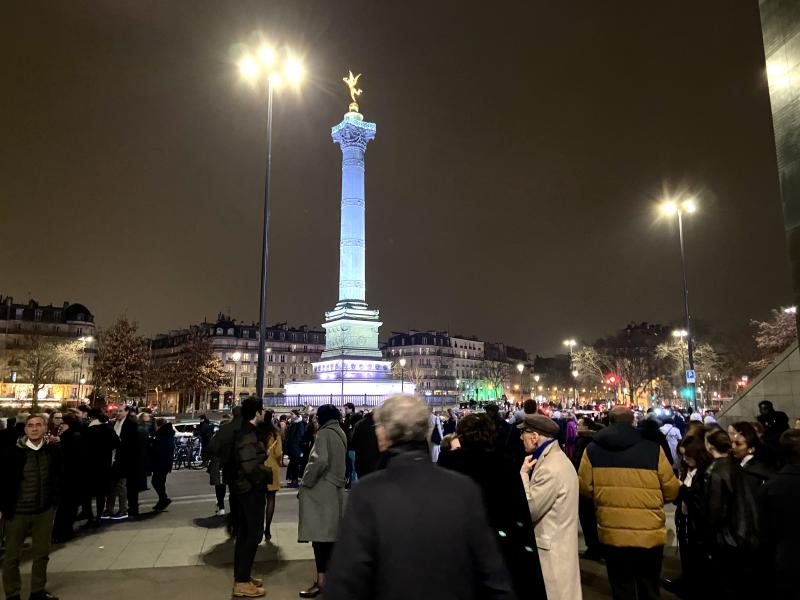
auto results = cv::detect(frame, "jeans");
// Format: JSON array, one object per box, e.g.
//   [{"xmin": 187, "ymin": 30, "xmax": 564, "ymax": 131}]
[
  {"xmin": 604, "ymin": 545, "xmax": 663, "ymax": 600},
  {"xmin": 233, "ymin": 490, "xmax": 266, "ymax": 583},
  {"xmin": 2, "ymin": 508, "xmax": 55, "ymax": 597}
]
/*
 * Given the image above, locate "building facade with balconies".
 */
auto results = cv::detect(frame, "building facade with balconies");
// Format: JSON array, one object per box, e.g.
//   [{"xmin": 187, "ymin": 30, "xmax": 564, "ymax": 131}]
[
  {"xmin": 0, "ymin": 295, "xmax": 96, "ymax": 407},
  {"xmin": 149, "ymin": 314, "xmax": 325, "ymax": 410}
]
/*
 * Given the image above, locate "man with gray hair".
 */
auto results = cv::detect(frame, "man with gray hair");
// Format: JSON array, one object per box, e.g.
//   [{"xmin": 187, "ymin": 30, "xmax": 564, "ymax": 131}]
[{"xmin": 324, "ymin": 394, "xmax": 516, "ymax": 600}]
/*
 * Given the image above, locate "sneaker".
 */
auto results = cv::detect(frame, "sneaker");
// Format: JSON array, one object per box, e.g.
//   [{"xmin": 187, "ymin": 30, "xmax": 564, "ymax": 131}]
[
  {"xmin": 30, "ymin": 591, "xmax": 60, "ymax": 600},
  {"xmin": 216, "ymin": 508, "xmax": 226, "ymax": 516},
  {"xmin": 100, "ymin": 511, "xmax": 113, "ymax": 520},
  {"xmin": 232, "ymin": 581, "xmax": 265, "ymax": 598},
  {"xmin": 111, "ymin": 511, "xmax": 128, "ymax": 520}
]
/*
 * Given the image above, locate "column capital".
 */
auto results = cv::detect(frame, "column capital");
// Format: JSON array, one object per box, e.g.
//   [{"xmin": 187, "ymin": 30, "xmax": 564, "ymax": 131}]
[{"xmin": 331, "ymin": 117, "xmax": 376, "ymax": 151}]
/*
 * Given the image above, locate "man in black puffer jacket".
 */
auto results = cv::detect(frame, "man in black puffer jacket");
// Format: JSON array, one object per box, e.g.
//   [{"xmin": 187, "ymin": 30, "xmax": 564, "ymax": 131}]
[
  {"xmin": 0, "ymin": 414, "xmax": 63, "ymax": 600},
  {"xmin": 229, "ymin": 398, "xmax": 271, "ymax": 599}
]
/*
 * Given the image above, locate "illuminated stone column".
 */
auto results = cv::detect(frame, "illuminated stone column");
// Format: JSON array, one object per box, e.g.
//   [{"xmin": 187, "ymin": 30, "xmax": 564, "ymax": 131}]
[{"xmin": 331, "ymin": 113, "xmax": 376, "ymax": 303}]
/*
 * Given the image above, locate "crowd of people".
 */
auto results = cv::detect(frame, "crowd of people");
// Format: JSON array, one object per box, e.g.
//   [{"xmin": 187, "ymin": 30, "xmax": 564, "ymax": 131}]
[
  {"xmin": 0, "ymin": 405, "xmax": 178, "ymax": 600},
  {"xmin": 2, "ymin": 396, "xmax": 799, "ymax": 600}
]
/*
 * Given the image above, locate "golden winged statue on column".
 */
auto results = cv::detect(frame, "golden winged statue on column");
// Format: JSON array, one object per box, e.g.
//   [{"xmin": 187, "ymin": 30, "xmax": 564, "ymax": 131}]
[{"xmin": 343, "ymin": 70, "xmax": 362, "ymax": 112}]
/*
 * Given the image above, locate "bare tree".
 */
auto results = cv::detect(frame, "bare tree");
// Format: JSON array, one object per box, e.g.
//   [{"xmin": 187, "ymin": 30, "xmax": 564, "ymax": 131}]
[
  {"xmin": 9, "ymin": 336, "xmax": 82, "ymax": 409},
  {"xmin": 481, "ymin": 360, "xmax": 510, "ymax": 399},
  {"xmin": 751, "ymin": 308, "xmax": 798, "ymax": 370}
]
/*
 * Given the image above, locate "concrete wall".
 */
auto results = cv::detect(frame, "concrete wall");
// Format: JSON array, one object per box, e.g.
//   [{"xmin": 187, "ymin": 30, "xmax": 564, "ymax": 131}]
[{"xmin": 718, "ymin": 341, "xmax": 800, "ymax": 425}]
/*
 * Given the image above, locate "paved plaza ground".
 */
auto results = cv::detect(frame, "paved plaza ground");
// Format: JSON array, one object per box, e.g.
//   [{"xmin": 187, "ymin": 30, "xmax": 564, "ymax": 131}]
[{"xmin": 1, "ymin": 469, "xmax": 680, "ymax": 600}]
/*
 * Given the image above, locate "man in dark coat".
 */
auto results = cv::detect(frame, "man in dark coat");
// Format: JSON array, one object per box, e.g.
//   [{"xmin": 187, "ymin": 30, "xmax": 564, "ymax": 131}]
[
  {"xmin": 325, "ymin": 395, "xmax": 516, "ymax": 600},
  {"xmin": 285, "ymin": 411, "xmax": 306, "ymax": 487},
  {"xmin": 0, "ymin": 414, "xmax": 63, "ymax": 600},
  {"xmin": 151, "ymin": 419, "xmax": 176, "ymax": 511},
  {"xmin": 757, "ymin": 429, "xmax": 800, "ymax": 598},
  {"xmin": 485, "ymin": 403, "xmax": 512, "ymax": 458},
  {"xmin": 757, "ymin": 400, "xmax": 790, "ymax": 452},
  {"xmin": 52, "ymin": 413, "xmax": 85, "ymax": 543},
  {"xmin": 229, "ymin": 398, "xmax": 270, "ymax": 599},
  {"xmin": 439, "ymin": 414, "xmax": 546, "ymax": 599},
  {"xmin": 350, "ymin": 411, "xmax": 380, "ymax": 478}
]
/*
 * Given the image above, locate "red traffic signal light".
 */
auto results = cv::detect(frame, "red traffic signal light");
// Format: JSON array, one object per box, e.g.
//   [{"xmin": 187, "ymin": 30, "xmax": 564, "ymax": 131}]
[{"xmin": 606, "ymin": 374, "xmax": 617, "ymax": 385}]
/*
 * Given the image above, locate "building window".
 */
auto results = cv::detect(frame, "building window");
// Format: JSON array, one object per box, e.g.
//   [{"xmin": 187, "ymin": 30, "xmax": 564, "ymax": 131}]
[
  {"xmin": 241, "ymin": 377, "xmax": 248, "ymax": 387},
  {"xmin": 268, "ymin": 353, "xmax": 274, "ymax": 362},
  {"xmin": 242, "ymin": 353, "xmax": 250, "ymax": 362},
  {"xmin": 267, "ymin": 378, "xmax": 273, "ymax": 387},
  {"xmin": 280, "ymin": 355, "xmax": 286, "ymax": 363},
  {"xmin": 291, "ymin": 366, "xmax": 297, "ymax": 375}
]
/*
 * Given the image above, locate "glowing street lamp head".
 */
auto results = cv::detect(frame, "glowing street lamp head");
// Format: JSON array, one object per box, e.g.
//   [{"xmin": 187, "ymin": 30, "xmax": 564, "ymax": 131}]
[
  {"xmin": 572, "ymin": 369, "xmax": 579, "ymax": 378},
  {"xmin": 239, "ymin": 56, "xmax": 260, "ymax": 81},
  {"xmin": 682, "ymin": 198, "xmax": 697, "ymax": 214},
  {"xmin": 672, "ymin": 329, "xmax": 688, "ymax": 338},
  {"xmin": 284, "ymin": 57, "xmax": 304, "ymax": 84},
  {"xmin": 784, "ymin": 306, "xmax": 797, "ymax": 315},
  {"xmin": 516, "ymin": 363, "xmax": 524, "ymax": 374},
  {"xmin": 660, "ymin": 200, "xmax": 678, "ymax": 216},
  {"xmin": 232, "ymin": 351, "xmax": 242, "ymax": 362},
  {"xmin": 268, "ymin": 71, "xmax": 283, "ymax": 87},
  {"xmin": 258, "ymin": 45, "xmax": 275, "ymax": 68},
  {"xmin": 399, "ymin": 358, "xmax": 407, "ymax": 368}
]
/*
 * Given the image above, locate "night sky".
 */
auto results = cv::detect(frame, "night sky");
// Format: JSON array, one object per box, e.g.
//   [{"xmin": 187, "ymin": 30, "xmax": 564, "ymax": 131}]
[{"xmin": 1, "ymin": 1, "xmax": 791, "ymax": 354}]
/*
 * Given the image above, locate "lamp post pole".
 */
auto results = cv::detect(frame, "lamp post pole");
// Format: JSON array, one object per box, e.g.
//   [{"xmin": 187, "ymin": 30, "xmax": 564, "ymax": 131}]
[
  {"xmin": 399, "ymin": 358, "xmax": 407, "ymax": 393},
  {"xmin": 255, "ymin": 79, "xmax": 275, "ymax": 400},
  {"xmin": 676, "ymin": 210, "xmax": 697, "ymax": 411}
]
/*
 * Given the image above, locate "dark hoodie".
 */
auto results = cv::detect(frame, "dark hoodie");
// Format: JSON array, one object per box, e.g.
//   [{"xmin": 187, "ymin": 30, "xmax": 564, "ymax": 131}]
[{"xmin": 577, "ymin": 423, "xmax": 680, "ymax": 548}]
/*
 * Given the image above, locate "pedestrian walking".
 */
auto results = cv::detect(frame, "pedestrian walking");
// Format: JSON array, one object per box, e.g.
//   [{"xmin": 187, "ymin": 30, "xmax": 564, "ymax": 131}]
[
  {"xmin": 518, "ymin": 414, "xmax": 582, "ymax": 600},
  {"xmin": 257, "ymin": 411, "xmax": 283, "ymax": 542},
  {"xmin": 578, "ymin": 406, "xmax": 680, "ymax": 600},
  {"xmin": 439, "ymin": 413, "xmax": 547, "ymax": 599},
  {"xmin": 150, "ymin": 418, "xmax": 176, "ymax": 511},
  {"xmin": 229, "ymin": 398, "xmax": 271, "ymax": 598},
  {"xmin": 297, "ymin": 405, "xmax": 347, "ymax": 598},
  {"xmin": 324, "ymin": 394, "xmax": 516, "ymax": 600},
  {"xmin": 0, "ymin": 414, "xmax": 63, "ymax": 600}
]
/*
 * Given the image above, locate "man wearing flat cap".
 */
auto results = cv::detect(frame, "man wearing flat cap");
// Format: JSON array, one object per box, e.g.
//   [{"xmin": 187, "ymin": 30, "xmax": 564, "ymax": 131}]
[{"xmin": 519, "ymin": 414, "xmax": 582, "ymax": 600}]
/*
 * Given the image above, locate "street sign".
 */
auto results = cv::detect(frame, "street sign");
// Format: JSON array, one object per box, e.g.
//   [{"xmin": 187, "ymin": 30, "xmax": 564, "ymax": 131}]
[{"xmin": 685, "ymin": 370, "xmax": 696, "ymax": 384}]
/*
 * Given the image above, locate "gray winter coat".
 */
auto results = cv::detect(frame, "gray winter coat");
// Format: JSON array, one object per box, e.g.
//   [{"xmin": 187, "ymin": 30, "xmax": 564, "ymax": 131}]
[{"xmin": 298, "ymin": 420, "xmax": 347, "ymax": 543}]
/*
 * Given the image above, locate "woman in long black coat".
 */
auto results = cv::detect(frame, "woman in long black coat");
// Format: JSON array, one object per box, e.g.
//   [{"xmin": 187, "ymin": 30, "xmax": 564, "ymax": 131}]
[{"xmin": 438, "ymin": 413, "xmax": 547, "ymax": 600}]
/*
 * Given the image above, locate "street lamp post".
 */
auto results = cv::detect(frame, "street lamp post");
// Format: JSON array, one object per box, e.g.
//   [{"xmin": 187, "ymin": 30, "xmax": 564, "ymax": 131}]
[
  {"xmin": 238, "ymin": 42, "xmax": 304, "ymax": 400},
  {"xmin": 661, "ymin": 198, "xmax": 697, "ymax": 411},
  {"xmin": 77, "ymin": 336, "xmax": 93, "ymax": 403},
  {"xmin": 516, "ymin": 363, "xmax": 524, "ymax": 402},
  {"xmin": 399, "ymin": 358, "xmax": 407, "ymax": 393},
  {"xmin": 231, "ymin": 351, "xmax": 242, "ymax": 406}
]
